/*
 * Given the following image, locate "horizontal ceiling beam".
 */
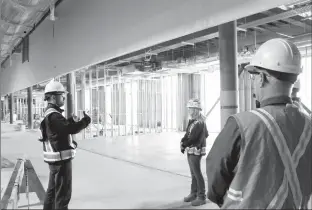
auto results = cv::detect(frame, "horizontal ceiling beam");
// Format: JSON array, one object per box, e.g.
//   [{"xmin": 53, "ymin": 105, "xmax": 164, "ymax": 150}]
[
  {"xmin": 241, "ymin": 4, "xmax": 311, "ymax": 28},
  {"xmin": 107, "ymin": 28, "xmax": 255, "ymax": 66},
  {"xmin": 107, "ymin": 7, "xmax": 311, "ymax": 67},
  {"xmin": 262, "ymin": 10, "xmax": 311, "ymax": 30}
]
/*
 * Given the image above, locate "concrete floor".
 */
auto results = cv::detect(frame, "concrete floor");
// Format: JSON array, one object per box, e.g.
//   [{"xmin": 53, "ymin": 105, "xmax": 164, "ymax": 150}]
[{"xmin": 1, "ymin": 123, "xmax": 219, "ymax": 209}]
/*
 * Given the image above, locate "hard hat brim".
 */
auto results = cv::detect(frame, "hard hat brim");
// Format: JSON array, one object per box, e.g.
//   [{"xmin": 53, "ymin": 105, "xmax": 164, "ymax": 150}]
[
  {"xmin": 245, "ymin": 64, "xmax": 257, "ymax": 73},
  {"xmin": 45, "ymin": 90, "xmax": 68, "ymax": 95},
  {"xmin": 187, "ymin": 106, "xmax": 202, "ymax": 111}
]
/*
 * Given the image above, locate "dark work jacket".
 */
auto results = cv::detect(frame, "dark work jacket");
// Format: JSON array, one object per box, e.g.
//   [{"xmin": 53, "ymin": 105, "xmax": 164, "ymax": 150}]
[
  {"xmin": 206, "ymin": 96, "xmax": 306, "ymax": 207},
  {"xmin": 40, "ymin": 103, "xmax": 89, "ymax": 154},
  {"xmin": 181, "ymin": 114, "xmax": 209, "ymax": 155}
]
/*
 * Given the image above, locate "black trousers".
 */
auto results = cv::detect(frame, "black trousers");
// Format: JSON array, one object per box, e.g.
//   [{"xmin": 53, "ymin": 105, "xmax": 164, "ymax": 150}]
[
  {"xmin": 43, "ymin": 160, "xmax": 72, "ymax": 210},
  {"xmin": 187, "ymin": 154, "xmax": 205, "ymax": 199}
]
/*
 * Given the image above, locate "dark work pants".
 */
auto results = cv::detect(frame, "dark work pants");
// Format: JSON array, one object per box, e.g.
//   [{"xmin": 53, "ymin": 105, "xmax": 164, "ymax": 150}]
[
  {"xmin": 43, "ymin": 160, "xmax": 72, "ymax": 210},
  {"xmin": 187, "ymin": 154, "xmax": 205, "ymax": 199}
]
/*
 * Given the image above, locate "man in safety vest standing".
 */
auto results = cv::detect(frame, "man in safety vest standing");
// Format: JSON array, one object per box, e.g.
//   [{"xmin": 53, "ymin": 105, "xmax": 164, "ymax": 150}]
[
  {"xmin": 39, "ymin": 79, "xmax": 91, "ymax": 210},
  {"xmin": 206, "ymin": 38, "xmax": 312, "ymax": 209}
]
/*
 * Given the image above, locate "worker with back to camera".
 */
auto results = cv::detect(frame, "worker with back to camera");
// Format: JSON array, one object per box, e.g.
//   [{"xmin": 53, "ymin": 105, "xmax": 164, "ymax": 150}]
[
  {"xmin": 39, "ymin": 79, "xmax": 91, "ymax": 210},
  {"xmin": 206, "ymin": 38, "xmax": 312, "ymax": 209},
  {"xmin": 181, "ymin": 98, "xmax": 209, "ymax": 207}
]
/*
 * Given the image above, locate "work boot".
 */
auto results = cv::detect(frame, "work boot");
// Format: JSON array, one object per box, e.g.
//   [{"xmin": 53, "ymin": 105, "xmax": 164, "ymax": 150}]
[
  {"xmin": 191, "ymin": 197, "xmax": 206, "ymax": 206},
  {"xmin": 183, "ymin": 194, "xmax": 196, "ymax": 202}
]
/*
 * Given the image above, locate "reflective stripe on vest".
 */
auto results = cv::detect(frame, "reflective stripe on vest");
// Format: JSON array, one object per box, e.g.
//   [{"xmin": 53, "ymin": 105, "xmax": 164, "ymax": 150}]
[
  {"xmin": 42, "ymin": 108, "xmax": 76, "ymax": 162},
  {"xmin": 251, "ymin": 108, "xmax": 312, "ymax": 209},
  {"xmin": 185, "ymin": 146, "xmax": 206, "ymax": 155},
  {"xmin": 43, "ymin": 150, "xmax": 76, "ymax": 162}
]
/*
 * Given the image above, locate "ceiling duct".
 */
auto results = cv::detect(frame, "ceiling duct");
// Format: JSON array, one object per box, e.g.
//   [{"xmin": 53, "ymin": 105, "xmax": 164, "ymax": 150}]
[{"xmin": 241, "ymin": 3, "xmax": 312, "ymax": 28}]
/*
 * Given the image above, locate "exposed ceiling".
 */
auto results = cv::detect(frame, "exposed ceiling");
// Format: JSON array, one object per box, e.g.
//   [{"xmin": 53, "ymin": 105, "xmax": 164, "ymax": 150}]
[
  {"xmin": 102, "ymin": 0, "xmax": 312, "ymax": 69},
  {"xmin": 1, "ymin": 0, "xmax": 312, "ymax": 92},
  {"xmin": 0, "ymin": 0, "xmax": 59, "ymax": 64}
]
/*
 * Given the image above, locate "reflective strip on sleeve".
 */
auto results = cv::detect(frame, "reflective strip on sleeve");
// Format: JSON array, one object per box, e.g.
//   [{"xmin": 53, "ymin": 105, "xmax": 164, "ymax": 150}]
[
  {"xmin": 227, "ymin": 188, "xmax": 243, "ymax": 202},
  {"xmin": 252, "ymin": 109, "xmax": 311, "ymax": 209}
]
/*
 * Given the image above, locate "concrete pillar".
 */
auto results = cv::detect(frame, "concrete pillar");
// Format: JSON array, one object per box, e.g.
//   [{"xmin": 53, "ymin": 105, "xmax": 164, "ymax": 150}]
[
  {"xmin": 103, "ymin": 66, "xmax": 107, "ymax": 136},
  {"xmin": 176, "ymin": 74, "xmax": 191, "ymax": 131},
  {"xmin": 4, "ymin": 95, "xmax": 8, "ymax": 116},
  {"xmin": 190, "ymin": 74, "xmax": 201, "ymax": 99},
  {"xmin": 251, "ymin": 81, "xmax": 256, "ymax": 110},
  {"xmin": 219, "ymin": 21, "xmax": 239, "ymax": 128},
  {"xmin": 238, "ymin": 70, "xmax": 245, "ymax": 112},
  {"xmin": 95, "ymin": 68, "xmax": 100, "ymax": 136},
  {"xmin": 89, "ymin": 70, "xmax": 93, "ymax": 124},
  {"xmin": 27, "ymin": 87, "xmax": 33, "ymax": 129},
  {"xmin": 66, "ymin": 72, "xmax": 75, "ymax": 118},
  {"xmin": 1, "ymin": 99, "xmax": 3, "ymax": 121},
  {"xmin": 9, "ymin": 93, "xmax": 14, "ymax": 124},
  {"xmin": 16, "ymin": 97, "xmax": 19, "ymax": 120},
  {"xmin": 0, "ymin": 68, "xmax": 2, "ymax": 138},
  {"xmin": 80, "ymin": 70, "xmax": 86, "ymax": 139}
]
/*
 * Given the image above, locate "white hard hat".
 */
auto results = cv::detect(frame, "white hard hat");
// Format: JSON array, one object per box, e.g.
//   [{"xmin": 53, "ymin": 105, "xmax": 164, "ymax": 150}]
[
  {"xmin": 245, "ymin": 38, "xmax": 302, "ymax": 75},
  {"xmin": 187, "ymin": 99, "xmax": 202, "ymax": 110},
  {"xmin": 44, "ymin": 79, "xmax": 67, "ymax": 94}
]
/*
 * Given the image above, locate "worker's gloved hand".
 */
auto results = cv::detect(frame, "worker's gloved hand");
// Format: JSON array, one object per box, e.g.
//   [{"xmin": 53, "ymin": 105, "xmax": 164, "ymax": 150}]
[{"xmin": 83, "ymin": 111, "xmax": 91, "ymax": 125}]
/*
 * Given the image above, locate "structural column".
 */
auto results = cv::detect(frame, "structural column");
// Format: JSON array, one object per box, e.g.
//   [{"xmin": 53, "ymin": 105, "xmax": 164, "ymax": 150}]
[
  {"xmin": 0, "ymin": 71, "xmax": 2, "ymax": 137},
  {"xmin": 9, "ymin": 93, "xmax": 14, "ymax": 124},
  {"xmin": 1, "ymin": 97, "xmax": 4, "ymax": 121},
  {"xmin": 219, "ymin": 21, "xmax": 239, "ymax": 128},
  {"xmin": 66, "ymin": 72, "xmax": 75, "ymax": 118},
  {"xmin": 190, "ymin": 74, "xmax": 201, "ymax": 99},
  {"xmin": 176, "ymin": 74, "xmax": 191, "ymax": 131},
  {"xmin": 80, "ymin": 70, "xmax": 86, "ymax": 139},
  {"xmin": 27, "ymin": 87, "xmax": 33, "ymax": 129}
]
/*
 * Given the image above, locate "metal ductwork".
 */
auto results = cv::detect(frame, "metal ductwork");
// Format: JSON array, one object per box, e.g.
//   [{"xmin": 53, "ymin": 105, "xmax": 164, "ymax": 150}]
[{"xmin": 241, "ymin": 3, "xmax": 311, "ymax": 28}]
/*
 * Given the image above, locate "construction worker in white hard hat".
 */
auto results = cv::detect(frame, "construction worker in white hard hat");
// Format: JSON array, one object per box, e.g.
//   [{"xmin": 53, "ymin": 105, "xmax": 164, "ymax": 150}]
[
  {"xmin": 39, "ymin": 79, "xmax": 91, "ymax": 210},
  {"xmin": 181, "ymin": 98, "xmax": 209, "ymax": 206},
  {"xmin": 206, "ymin": 38, "xmax": 312, "ymax": 209}
]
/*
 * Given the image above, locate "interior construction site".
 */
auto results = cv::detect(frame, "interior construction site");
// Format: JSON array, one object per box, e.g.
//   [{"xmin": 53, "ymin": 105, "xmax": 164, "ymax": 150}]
[{"xmin": 1, "ymin": 0, "xmax": 312, "ymax": 209}]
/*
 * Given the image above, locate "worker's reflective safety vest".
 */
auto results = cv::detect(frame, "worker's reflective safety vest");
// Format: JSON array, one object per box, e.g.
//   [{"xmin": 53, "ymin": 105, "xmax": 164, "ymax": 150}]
[
  {"xmin": 222, "ymin": 104, "xmax": 312, "ymax": 209},
  {"xmin": 185, "ymin": 117, "xmax": 207, "ymax": 156},
  {"xmin": 39, "ymin": 108, "xmax": 76, "ymax": 163}
]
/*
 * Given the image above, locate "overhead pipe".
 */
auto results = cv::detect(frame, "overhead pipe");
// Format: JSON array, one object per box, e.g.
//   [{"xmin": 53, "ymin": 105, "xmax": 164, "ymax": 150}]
[{"xmin": 240, "ymin": 4, "xmax": 312, "ymax": 29}]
